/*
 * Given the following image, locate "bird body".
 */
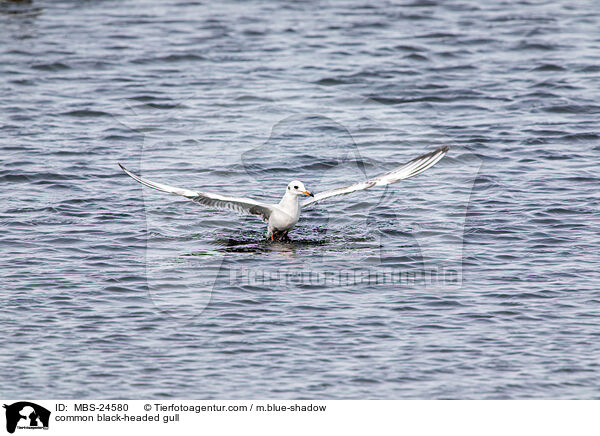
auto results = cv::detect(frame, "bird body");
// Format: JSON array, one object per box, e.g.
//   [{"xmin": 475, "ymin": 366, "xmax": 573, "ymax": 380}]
[
  {"xmin": 119, "ymin": 146, "xmax": 448, "ymax": 240},
  {"xmin": 265, "ymin": 180, "xmax": 311, "ymax": 239}
]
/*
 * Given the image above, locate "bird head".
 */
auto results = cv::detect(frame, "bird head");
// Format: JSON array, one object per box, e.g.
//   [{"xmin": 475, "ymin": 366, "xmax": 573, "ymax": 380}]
[{"xmin": 287, "ymin": 180, "xmax": 314, "ymax": 197}]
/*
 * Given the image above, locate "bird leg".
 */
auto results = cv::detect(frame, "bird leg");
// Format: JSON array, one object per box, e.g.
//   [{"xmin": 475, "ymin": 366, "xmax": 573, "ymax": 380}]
[{"xmin": 269, "ymin": 230, "xmax": 283, "ymax": 242}]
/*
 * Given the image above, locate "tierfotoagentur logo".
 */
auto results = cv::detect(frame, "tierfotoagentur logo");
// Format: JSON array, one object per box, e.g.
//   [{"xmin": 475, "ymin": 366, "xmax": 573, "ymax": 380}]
[
  {"xmin": 114, "ymin": 80, "xmax": 481, "ymax": 321},
  {"xmin": 3, "ymin": 402, "xmax": 50, "ymax": 434}
]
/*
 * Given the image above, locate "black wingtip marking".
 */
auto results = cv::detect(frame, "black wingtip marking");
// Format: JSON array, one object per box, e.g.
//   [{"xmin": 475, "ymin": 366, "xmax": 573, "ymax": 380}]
[{"xmin": 118, "ymin": 162, "xmax": 125, "ymax": 171}]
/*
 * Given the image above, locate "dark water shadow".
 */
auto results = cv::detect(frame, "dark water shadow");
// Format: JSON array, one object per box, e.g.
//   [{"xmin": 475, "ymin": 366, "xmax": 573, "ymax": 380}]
[
  {"xmin": 0, "ymin": 0, "xmax": 41, "ymax": 17},
  {"xmin": 213, "ymin": 235, "xmax": 329, "ymax": 254}
]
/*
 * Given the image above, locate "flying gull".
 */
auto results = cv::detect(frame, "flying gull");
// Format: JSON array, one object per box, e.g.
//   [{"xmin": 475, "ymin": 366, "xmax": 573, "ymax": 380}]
[{"xmin": 119, "ymin": 146, "xmax": 449, "ymax": 241}]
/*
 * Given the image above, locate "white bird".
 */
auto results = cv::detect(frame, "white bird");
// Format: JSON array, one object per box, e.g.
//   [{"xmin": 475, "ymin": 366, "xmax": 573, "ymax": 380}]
[{"xmin": 119, "ymin": 146, "xmax": 448, "ymax": 241}]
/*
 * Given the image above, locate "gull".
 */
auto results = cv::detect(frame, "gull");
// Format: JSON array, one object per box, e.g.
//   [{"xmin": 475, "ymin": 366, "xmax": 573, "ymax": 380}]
[{"xmin": 119, "ymin": 146, "xmax": 448, "ymax": 241}]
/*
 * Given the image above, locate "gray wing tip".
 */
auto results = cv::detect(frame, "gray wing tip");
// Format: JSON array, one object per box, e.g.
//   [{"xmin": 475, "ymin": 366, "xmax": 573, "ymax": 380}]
[{"xmin": 432, "ymin": 146, "xmax": 449, "ymax": 156}]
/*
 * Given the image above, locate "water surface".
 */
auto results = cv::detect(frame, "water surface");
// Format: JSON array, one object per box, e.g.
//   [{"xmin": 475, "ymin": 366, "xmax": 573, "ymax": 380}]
[{"xmin": 1, "ymin": 0, "xmax": 599, "ymax": 399}]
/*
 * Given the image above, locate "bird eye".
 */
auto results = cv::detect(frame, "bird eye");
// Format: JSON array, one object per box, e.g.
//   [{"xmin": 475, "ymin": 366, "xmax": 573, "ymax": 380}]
[{"xmin": 294, "ymin": 185, "xmax": 298, "ymax": 189}]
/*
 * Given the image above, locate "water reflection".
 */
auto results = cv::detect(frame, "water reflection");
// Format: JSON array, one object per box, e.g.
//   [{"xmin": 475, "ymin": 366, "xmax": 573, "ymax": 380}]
[{"xmin": 211, "ymin": 235, "xmax": 330, "ymax": 257}]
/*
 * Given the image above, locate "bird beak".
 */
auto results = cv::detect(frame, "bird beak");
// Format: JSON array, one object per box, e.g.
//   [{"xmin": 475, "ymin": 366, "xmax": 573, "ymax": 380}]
[{"xmin": 302, "ymin": 190, "xmax": 314, "ymax": 197}]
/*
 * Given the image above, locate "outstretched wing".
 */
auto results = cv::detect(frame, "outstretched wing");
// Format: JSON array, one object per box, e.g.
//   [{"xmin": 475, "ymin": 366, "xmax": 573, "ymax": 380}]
[
  {"xmin": 302, "ymin": 146, "xmax": 449, "ymax": 209},
  {"xmin": 118, "ymin": 163, "xmax": 274, "ymax": 221}
]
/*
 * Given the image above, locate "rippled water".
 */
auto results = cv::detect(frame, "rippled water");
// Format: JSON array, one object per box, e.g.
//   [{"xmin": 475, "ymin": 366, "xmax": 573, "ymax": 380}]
[{"xmin": 1, "ymin": 0, "xmax": 599, "ymax": 399}]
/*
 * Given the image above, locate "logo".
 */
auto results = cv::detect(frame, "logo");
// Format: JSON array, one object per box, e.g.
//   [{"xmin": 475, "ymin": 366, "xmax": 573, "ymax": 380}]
[{"xmin": 3, "ymin": 402, "xmax": 50, "ymax": 434}]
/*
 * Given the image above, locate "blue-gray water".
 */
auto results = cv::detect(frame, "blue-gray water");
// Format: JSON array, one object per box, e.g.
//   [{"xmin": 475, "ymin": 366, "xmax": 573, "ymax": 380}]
[{"xmin": 1, "ymin": 0, "xmax": 599, "ymax": 399}]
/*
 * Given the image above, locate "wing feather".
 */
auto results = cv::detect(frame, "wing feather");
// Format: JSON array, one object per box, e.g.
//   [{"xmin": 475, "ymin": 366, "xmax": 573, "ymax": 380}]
[
  {"xmin": 118, "ymin": 163, "xmax": 273, "ymax": 221},
  {"xmin": 302, "ymin": 146, "xmax": 448, "ymax": 209}
]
